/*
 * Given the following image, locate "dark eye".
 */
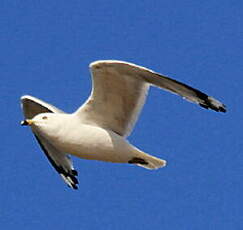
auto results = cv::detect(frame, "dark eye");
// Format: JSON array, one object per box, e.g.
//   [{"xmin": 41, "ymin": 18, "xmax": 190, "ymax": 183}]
[{"xmin": 42, "ymin": 116, "xmax": 48, "ymax": 120}]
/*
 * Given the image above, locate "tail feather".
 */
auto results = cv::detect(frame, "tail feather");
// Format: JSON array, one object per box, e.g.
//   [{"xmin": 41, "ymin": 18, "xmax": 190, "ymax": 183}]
[{"xmin": 130, "ymin": 152, "xmax": 166, "ymax": 170}]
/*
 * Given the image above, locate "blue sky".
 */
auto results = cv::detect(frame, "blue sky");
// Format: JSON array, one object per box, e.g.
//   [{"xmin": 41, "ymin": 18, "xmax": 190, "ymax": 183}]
[{"xmin": 1, "ymin": 0, "xmax": 242, "ymax": 229}]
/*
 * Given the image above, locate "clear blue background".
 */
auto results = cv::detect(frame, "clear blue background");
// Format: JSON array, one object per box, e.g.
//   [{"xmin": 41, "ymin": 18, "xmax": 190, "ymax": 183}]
[{"xmin": 1, "ymin": 1, "xmax": 242, "ymax": 229}]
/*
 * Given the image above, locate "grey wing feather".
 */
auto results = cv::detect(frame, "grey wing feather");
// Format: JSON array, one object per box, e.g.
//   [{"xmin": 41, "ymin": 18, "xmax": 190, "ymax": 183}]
[
  {"xmin": 101, "ymin": 61, "xmax": 226, "ymax": 112},
  {"xmin": 76, "ymin": 64, "xmax": 149, "ymax": 137},
  {"xmin": 75, "ymin": 60, "xmax": 226, "ymax": 138},
  {"xmin": 34, "ymin": 133, "xmax": 78, "ymax": 189},
  {"xmin": 21, "ymin": 95, "xmax": 64, "ymax": 119},
  {"xmin": 141, "ymin": 71, "xmax": 227, "ymax": 112},
  {"xmin": 20, "ymin": 95, "xmax": 78, "ymax": 189}
]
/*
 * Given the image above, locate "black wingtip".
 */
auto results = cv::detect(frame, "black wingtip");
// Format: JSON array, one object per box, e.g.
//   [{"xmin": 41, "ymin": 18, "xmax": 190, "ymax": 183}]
[
  {"xmin": 61, "ymin": 173, "xmax": 79, "ymax": 190},
  {"xmin": 199, "ymin": 103, "xmax": 227, "ymax": 113},
  {"xmin": 72, "ymin": 184, "xmax": 78, "ymax": 190},
  {"xmin": 34, "ymin": 134, "xmax": 79, "ymax": 190},
  {"xmin": 72, "ymin": 169, "xmax": 78, "ymax": 176},
  {"xmin": 219, "ymin": 104, "xmax": 227, "ymax": 113},
  {"xmin": 67, "ymin": 182, "xmax": 78, "ymax": 190},
  {"xmin": 199, "ymin": 96, "xmax": 227, "ymax": 113}
]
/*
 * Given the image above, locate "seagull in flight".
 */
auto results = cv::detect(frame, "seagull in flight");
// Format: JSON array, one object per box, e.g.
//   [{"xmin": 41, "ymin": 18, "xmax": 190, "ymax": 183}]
[{"xmin": 21, "ymin": 60, "xmax": 226, "ymax": 189}]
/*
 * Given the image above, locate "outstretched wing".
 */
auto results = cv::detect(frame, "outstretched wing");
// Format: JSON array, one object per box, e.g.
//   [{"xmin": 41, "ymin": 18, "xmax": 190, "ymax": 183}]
[
  {"xmin": 21, "ymin": 95, "xmax": 79, "ymax": 189},
  {"xmin": 21, "ymin": 95, "xmax": 64, "ymax": 119},
  {"xmin": 75, "ymin": 60, "xmax": 226, "ymax": 137},
  {"xmin": 34, "ymin": 134, "xmax": 78, "ymax": 189}
]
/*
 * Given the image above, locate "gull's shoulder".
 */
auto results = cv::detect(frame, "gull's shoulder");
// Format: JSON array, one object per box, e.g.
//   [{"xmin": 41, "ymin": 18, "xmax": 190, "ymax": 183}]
[
  {"xmin": 89, "ymin": 60, "xmax": 133, "ymax": 67},
  {"xmin": 21, "ymin": 95, "xmax": 41, "ymax": 102}
]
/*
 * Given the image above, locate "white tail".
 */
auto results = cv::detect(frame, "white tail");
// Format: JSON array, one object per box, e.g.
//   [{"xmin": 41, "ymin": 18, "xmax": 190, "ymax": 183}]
[{"xmin": 130, "ymin": 151, "xmax": 167, "ymax": 170}]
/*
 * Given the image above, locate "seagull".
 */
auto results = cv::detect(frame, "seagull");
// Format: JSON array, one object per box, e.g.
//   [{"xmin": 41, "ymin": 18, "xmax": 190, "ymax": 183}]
[{"xmin": 21, "ymin": 60, "xmax": 226, "ymax": 189}]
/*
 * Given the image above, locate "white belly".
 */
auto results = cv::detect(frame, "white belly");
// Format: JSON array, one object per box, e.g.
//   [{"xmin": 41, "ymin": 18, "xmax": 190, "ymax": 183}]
[{"xmin": 53, "ymin": 124, "xmax": 137, "ymax": 163}]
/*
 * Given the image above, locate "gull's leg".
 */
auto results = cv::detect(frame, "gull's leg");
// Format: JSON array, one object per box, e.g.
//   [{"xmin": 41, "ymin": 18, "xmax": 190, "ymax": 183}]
[{"xmin": 128, "ymin": 157, "xmax": 148, "ymax": 165}]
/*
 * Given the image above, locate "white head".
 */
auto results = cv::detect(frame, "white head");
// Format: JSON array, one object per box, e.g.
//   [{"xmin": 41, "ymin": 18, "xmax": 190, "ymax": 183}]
[{"xmin": 21, "ymin": 113, "xmax": 70, "ymax": 138}]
